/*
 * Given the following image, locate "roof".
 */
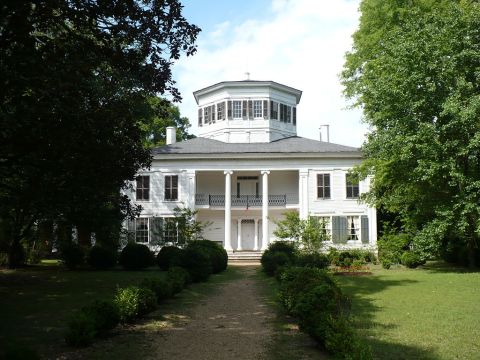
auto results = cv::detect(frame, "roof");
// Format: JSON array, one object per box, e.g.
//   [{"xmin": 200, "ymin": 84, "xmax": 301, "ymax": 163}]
[
  {"xmin": 152, "ymin": 136, "xmax": 360, "ymax": 158},
  {"xmin": 193, "ymin": 80, "xmax": 303, "ymax": 104}
]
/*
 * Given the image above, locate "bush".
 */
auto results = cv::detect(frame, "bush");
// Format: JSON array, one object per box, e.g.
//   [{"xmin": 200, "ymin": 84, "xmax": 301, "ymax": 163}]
[
  {"xmin": 400, "ymin": 251, "xmax": 425, "ymax": 269},
  {"xmin": 82, "ymin": 299, "xmax": 120, "ymax": 335},
  {"xmin": 156, "ymin": 246, "xmax": 184, "ymax": 270},
  {"xmin": 114, "ymin": 286, "xmax": 157, "ymax": 323},
  {"xmin": 140, "ymin": 277, "xmax": 173, "ymax": 303},
  {"xmin": 261, "ymin": 250, "xmax": 291, "ymax": 276},
  {"xmin": 378, "ymin": 233, "xmax": 411, "ymax": 265},
  {"xmin": 64, "ymin": 312, "xmax": 96, "ymax": 347},
  {"xmin": 87, "ymin": 246, "xmax": 117, "ymax": 270},
  {"xmin": 325, "ymin": 316, "xmax": 373, "ymax": 359},
  {"xmin": 381, "ymin": 258, "xmax": 393, "ymax": 269},
  {"xmin": 119, "ymin": 243, "xmax": 153, "ymax": 270},
  {"xmin": 167, "ymin": 266, "xmax": 191, "ymax": 294},
  {"xmin": 186, "ymin": 240, "xmax": 228, "ymax": 273},
  {"xmin": 181, "ymin": 246, "xmax": 212, "ymax": 282},
  {"xmin": 267, "ymin": 241, "xmax": 297, "ymax": 260},
  {"xmin": 278, "ymin": 267, "xmax": 339, "ymax": 315},
  {"xmin": 296, "ymin": 252, "xmax": 330, "ymax": 269},
  {"xmin": 60, "ymin": 242, "xmax": 85, "ymax": 269}
]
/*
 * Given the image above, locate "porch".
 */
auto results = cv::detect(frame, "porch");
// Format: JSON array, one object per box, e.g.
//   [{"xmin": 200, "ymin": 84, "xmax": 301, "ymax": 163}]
[{"xmin": 195, "ymin": 193, "xmax": 299, "ymax": 207}]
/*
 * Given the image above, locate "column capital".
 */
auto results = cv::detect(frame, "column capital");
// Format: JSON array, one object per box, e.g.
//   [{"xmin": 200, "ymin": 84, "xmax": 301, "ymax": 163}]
[
  {"xmin": 261, "ymin": 170, "xmax": 270, "ymax": 175},
  {"xmin": 224, "ymin": 170, "xmax": 233, "ymax": 175}
]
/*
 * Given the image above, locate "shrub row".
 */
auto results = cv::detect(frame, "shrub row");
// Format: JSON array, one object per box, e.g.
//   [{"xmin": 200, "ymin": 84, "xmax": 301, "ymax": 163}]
[
  {"xmin": 65, "ymin": 266, "xmax": 191, "ymax": 347},
  {"xmin": 276, "ymin": 266, "xmax": 372, "ymax": 359},
  {"xmin": 327, "ymin": 248, "xmax": 377, "ymax": 267}
]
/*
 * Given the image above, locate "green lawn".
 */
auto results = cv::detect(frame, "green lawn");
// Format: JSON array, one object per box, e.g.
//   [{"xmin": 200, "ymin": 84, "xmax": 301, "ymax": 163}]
[
  {"xmin": 0, "ymin": 262, "xmax": 167, "ymax": 358},
  {"xmin": 336, "ymin": 262, "xmax": 480, "ymax": 360}
]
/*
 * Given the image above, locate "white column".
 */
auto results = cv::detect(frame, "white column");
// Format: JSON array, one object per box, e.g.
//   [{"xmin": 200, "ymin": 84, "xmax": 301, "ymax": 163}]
[
  {"xmin": 254, "ymin": 219, "xmax": 259, "ymax": 251},
  {"xmin": 261, "ymin": 170, "xmax": 270, "ymax": 250},
  {"xmin": 237, "ymin": 218, "xmax": 242, "ymax": 251},
  {"xmin": 299, "ymin": 170, "xmax": 309, "ymax": 220},
  {"xmin": 224, "ymin": 170, "xmax": 233, "ymax": 251},
  {"xmin": 186, "ymin": 170, "xmax": 196, "ymax": 209}
]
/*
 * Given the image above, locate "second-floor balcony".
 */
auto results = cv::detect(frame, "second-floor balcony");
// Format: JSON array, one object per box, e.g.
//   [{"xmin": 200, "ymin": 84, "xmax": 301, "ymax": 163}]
[{"xmin": 195, "ymin": 194, "xmax": 299, "ymax": 208}]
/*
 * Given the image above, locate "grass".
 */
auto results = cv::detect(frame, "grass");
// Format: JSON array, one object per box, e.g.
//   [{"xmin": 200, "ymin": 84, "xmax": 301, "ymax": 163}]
[
  {"xmin": 0, "ymin": 262, "xmax": 242, "ymax": 359},
  {"xmin": 336, "ymin": 262, "xmax": 480, "ymax": 360}
]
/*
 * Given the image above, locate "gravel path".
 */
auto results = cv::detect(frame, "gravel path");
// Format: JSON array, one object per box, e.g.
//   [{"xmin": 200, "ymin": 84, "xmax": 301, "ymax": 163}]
[{"xmin": 150, "ymin": 264, "xmax": 275, "ymax": 360}]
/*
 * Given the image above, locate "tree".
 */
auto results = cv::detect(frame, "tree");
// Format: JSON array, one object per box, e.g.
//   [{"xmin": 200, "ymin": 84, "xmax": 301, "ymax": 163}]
[
  {"xmin": 140, "ymin": 97, "xmax": 195, "ymax": 148},
  {"xmin": 0, "ymin": 1, "xmax": 200, "ymax": 267},
  {"xmin": 341, "ymin": 1, "xmax": 480, "ymax": 267},
  {"xmin": 274, "ymin": 212, "xmax": 329, "ymax": 252}
]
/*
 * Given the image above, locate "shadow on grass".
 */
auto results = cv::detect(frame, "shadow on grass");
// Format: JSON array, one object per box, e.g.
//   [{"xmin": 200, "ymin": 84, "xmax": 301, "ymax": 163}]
[{"xmin": 421, "ymin": 260, "xmax": 480, "ymax": 274}]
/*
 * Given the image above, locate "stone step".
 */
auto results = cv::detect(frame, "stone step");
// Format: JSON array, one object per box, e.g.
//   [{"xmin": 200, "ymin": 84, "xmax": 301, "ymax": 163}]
[{"xmin": 228, "ymin": 251, "xmax": 263, "ymax": 261}]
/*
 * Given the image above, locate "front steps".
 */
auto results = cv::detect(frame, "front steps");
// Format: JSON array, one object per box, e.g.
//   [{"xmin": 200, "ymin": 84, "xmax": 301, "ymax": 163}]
[{"xmin": 228, "ymin": 250, "xmax": 263, "ymax": 261}]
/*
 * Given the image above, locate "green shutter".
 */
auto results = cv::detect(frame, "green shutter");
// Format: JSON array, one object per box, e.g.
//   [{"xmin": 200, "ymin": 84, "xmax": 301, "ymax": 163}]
[
  {"xmin": 242, "ymin": 100, "xmax": 247, "ymax": 119},
  {"xmin": 127, "ymin": 218, "xmax": 136, "ymax": 242},
  {"xmin": 248, "ymin": 100, "xmax": 253, "ymax": 119},
  {"xmin": 227, "ymin": 101, "xmax": 232, "ymax": 119},
  {"xmin": 332, "ymin": 216, "xmax": 348, "ymax": 244},
  {"xmin": 149, "ymin": 217, "xmax": 162, "ymax": 245},
  {"xmin": 361, "ymin": 215, "xmax": 369, "ymax": 244}
]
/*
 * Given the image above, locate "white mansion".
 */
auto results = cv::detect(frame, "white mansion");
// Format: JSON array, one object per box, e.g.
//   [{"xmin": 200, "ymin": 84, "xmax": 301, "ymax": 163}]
[{"xmin": 127, "ymin": 80, "xmax": 377, "ymax": 255}]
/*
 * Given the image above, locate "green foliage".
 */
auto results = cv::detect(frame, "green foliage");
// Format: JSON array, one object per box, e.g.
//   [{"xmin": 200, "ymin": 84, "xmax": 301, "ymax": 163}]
[
  {"xmin": 64, "ymin": 312, "xmax": 96, "ymax": 347},
  {"xmin": 0, "ymin": 0, "xmax": 199, "ymax": 268},
  {"xmin": 325, "ymin": 316, "xmax": 373, "ymax": 360},
  {"xmin": 261, "ymin": 250, "xmax": 292, "ymax": 277},
  {"xmin": 140, "ymin": 277, "xmax": 173, "ymax": 303},
  {"xmin": 60, "ymin": 243, "xmax": 85, "ymax": 269},
  {"xmin": 187, "ymin": 240, "xmax": 228, "ymax": 274},
  {"xmin": 342, "ymin": 0, "xmax": 480, "ymax": 267},
  {"xmin": 156, "ymin": 246, "xmax": 184, "ymax": 270},
  {"xmin": 378, "ymin": 233, "xmax": 411, "ymax": 265},
  {"xmin": 173, "ymin": 207, "xmax": 211, "ymax": 246},
  {"xmin": 400, "ymin": 252, "xmax": 425, "ymax": 269},
  {"xmin": 119, "ymin": 243, "xmax": 153, "ymax": 270},
  {"xmin": 273, "ymin": 212, "xmax": 304, "ymax": 242},
  {"xmin": 328, "ymin": 249, "xmax": 375, "ymax": 267},
  {"xmin": 267, "ymin": 241, "xmax": 297, "ymax": 261},
  {"xmin": 87, "ymin": 246, "xmax": 117, "ymax": 270},
  {"xmin": 82, "ymin": 300, "xmax": 120, "ymax": 335},
  {"xmin": 114, "ymin": 286, "xmax": 157, "ymax": 323},
  {"xmin": 295, "ymin": 252, "xmax": 330, "ymax": 269},
  {"xmin": 181, "ymin": 247, "xmax": 212, "ymax": 282},
  {"xmin": 167, "ymin": 266, "xmax": 191, "ymax": 294}
]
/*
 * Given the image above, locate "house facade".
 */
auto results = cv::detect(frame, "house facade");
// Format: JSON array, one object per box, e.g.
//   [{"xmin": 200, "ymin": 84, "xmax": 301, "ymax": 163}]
[{"xmin": 127, "ymin": 80, "xmax": 377, "ymax": 255}]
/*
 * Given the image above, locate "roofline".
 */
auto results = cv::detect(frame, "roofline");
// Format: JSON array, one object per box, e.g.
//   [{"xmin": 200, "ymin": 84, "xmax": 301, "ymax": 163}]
[
  {"xmin": 193, "ymin": 80, "xmax": 303, "ymax": 104},
  {"xmin": 153, "ymin": 151, "xmax": 362, "ymax": 161}
]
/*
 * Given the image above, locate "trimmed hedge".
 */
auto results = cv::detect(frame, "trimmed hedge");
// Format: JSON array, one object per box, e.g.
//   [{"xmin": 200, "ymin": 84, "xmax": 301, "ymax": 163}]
[
  {"xmin": 156, "ymin": 246, "xmax": 184, "ymax": 270},
  {"xmin": 140, "ymin": 277, "xmax": 173, "ymax": 303},
  {"xmin": 119, "ymin": 243, "xmax": 153, "ymax": 270},
  {"xmin": 261, "ymin": 250, "xmax": 291, "ymax": 276},
  {"xmin": 81, "ymin": 300, "xmax": 120, "ymax": 335},
  {"xmin": 295, "ymin": 252, "xmax": 330, "ymax": 269},
  {"xmin": 87, "ymin": 246, "xmax": 117, "ymax": 270},
  {"xmin": 64, "ymin": 312, "xmax": 96, "ymax": 347},
  {"xmin": 181, "ymin": 247, "xmax": 212, "ymax": 282},
  {"xmin": 167, "ymin": 266, "xmax": 191, "ymax": 294},
  {"xmin": 60, "ymin": 242, "xmax": 85, "ymax": 269},
  {"xmin": 186, "ymin": 240, "xmax": 228, "ymax": 274},
  {"xmin": 114, "ymin": 286, "xmax": 157, "ymax": 323},
  {"xmin": 267, "ymin": 241, "xmax": 297, "ymax": 261},
  {"xmin": 400, "ymin": 251, "xmax": 425, "ymax": 268}
]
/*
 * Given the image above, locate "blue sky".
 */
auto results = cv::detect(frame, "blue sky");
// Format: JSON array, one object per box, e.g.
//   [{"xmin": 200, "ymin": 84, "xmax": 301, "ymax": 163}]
[{"xmin": 173, "ymin": 0, "xmax": 366, "ymax": 147}]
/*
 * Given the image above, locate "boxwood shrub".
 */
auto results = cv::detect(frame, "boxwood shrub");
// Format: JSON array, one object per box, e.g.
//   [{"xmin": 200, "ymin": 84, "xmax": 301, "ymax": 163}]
[
  {"xmin": 82, "ymin": 299, "xmax": 120, "ymax": 335},
  {"xmin": 60, "ymin": 242, "xmax": 85, "ymax": 269},
  {"xmin": 114, "ymin": 286, "xmax": 157, "ymax": 323},
  {"xmin": 64, "ymin": 311, "xmax": 96, "ymax": 347},
  {"xmin": 267, "ymin": 241, "xmax": 297, "ymax": 261},
  {"xmin": 140, "ymin": 277, "xmax": 173, "ymax": 303},
  {"xmin": 156, "ymin": 246, "xmax": 184, "ymax": 270},
  {"xmin": 261, "ymin": 250, "xmax": 291, "ymax": 276},
  {"xmin": 186, "ymin": 240, "xmax": 228, "ymax": 273},
  {"xmin": 87, "ymin": 246, "xmax": 117, "ymax": 270},
  {"xmin": 295, "ymin": 252, "xmax": 330, "ymax": 269},
  {"xmin": 167, "ymin": 266, "xmax": 191, "ymax": 294},
  {"xmin": 400, "ymin": 251, "xmax": 425, "ymax": 268},
  {"xmin": 181, "ymin": 247, "xmax": 212, "ymax": 282},
  {"xmin": 119, "ymin": 243, "xmax": 153, "ymax": 270}
]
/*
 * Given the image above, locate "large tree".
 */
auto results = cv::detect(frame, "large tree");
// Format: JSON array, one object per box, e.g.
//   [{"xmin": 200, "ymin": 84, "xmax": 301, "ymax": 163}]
[
  {"xmin": 0, "ymin": 1, "xmax": 200, "ymax": 267},
  {"xmin": 342, "ymin": 0, "xmax": 480, "ymax": 267}
]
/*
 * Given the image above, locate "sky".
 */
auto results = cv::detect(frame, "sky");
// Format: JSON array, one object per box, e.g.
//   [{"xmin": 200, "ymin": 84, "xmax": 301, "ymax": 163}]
[{"xmin": 172, "ymin": 0, "xmax": 366, "ymax": 147}]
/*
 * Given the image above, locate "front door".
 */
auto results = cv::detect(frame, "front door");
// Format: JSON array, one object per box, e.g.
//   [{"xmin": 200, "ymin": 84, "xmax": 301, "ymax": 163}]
[{"xmin": 241, "ymin": 219, "xmax": 255, "ymax": 250}]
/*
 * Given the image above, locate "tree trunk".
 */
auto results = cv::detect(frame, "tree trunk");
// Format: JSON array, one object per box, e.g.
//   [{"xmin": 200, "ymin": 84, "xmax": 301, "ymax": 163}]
[
  {"xmin": 467, "ymin": 236, "xmax": 477, "ymax": 269},
  {"xmin": 7, "ymin": 235, "xmax": 24, "ymax": 269},
  {"xmin": 77, "ymin": 225, "xmax": 91, "ymax": 247}
]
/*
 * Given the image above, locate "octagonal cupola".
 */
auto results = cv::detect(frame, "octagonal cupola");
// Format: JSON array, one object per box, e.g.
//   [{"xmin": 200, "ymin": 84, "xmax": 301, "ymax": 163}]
[{"xmin": 193, "ymin": 80, "xmax": 302, "ymax": 143}]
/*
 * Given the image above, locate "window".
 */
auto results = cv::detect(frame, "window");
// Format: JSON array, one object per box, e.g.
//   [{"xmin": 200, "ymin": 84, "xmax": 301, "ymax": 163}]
[
  {"xmin": 136, "ymin": 175, "xmax": 150, "ymax": 201},
  {"xmin": 165, "ymin": 175, "xmax": 178, "ymax": 201},
  {"xmin": 346, "ymin": 174, "xmax": 359, "ymax": 198},
  {"xmin": 204, "ymin": 106, "xmax": 210, "ymax": 124},
  {"xmin": 253, "ymin": 100, "xmax": 263, "ymax": 118},
  {"xmin": 233, "ymin": 101, "xmax": 242, "ymax": 118},
  {"xmin": 346, "ymin": 216, "xmax": 360, "ymax": 241},
  {"xmin": 135, "ymin": 218, "xmax": 149, "ymax": 243},
  {"xmin": 270, "ymin": 101, "xmax": 278, "ymax": 120},
  {"xmin": 315, "ymin": 216, "xmax": 331, "ymax": 238},
  {"xmin": 317, "ymin": 174, "xmax": 331, "ymax": 199},
  {"xmin": 163, "ymin": 218, "xmax": 178, "ymax": 244},
  {"xmin": 217, "ymin": 102, "xmax": 225, "ymax": 121}
]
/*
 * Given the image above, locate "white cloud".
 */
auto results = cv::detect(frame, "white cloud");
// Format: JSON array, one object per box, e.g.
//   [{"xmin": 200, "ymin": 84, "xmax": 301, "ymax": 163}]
[{"xmin": 173, "ymin": 0, "xmax": 366, "ymax": 147}]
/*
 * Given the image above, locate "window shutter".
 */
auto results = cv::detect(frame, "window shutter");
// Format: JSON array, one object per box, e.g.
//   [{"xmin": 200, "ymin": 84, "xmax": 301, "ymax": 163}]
[
  {"xmin": 242, "ymin": 100, "xmax": 247, "ymax": 119},
  {"xmin": 293, "ymin": 107, "xmax": 297, "ymax": 125},
  {"xmin": 361, "ymin": 215, "xmax": 369, "ymax": 243},
  {"xmin": 270, "ymin": 101, "xmax": 274, "ymax": 119},
  {"xmin": 248, "ymin": 100, "xmax": 253, "ymax": 119},
  {"xmin": 150, "ymin": 217, "xmax": 163, "ymax": 245},
  {"xmin": 198, "ymin": 108, "xmax": 203, "ymax": 127},
  {"xmin": 222, "ymin": 101, "xmax": 226, "ymax": 120},
  {"xmin": 227, "ymin": 101, "xmax": 232, "ymax": 120},
  {"xmin": 127, "ymin": 218, "xmax": 135, "ymax": 242},
  {"xmin": 263, "ymin": 100, "xmax": 269, "ymax": 119},
  {"xmin": 332, "ymin": 216, "xmax": 348, "ymax": 243}
]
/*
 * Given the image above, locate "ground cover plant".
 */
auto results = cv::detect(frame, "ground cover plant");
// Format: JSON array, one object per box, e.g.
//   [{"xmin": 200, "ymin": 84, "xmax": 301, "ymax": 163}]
[{"xmin": 336, "ymin": 262, "xmax": 480, "ymax": 359}]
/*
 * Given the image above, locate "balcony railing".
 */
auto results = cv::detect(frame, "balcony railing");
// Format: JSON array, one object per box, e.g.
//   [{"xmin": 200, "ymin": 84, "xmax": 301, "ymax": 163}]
[{"xmin": 195, "ymin": 194, "xmax": 299, "ymax": 207}]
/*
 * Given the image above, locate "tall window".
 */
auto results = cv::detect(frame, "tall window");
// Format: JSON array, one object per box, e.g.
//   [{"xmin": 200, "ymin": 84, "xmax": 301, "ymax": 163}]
[
  {"xmin": 217, "ymin": 102, "xmax": 225, "ymax": 121},
  {"xmin": 317, "ymin": 174, "xmax": 331, "ymax": 199},
  {"xmin": 346, "ymin": 216, "xmax": 360, "ymax": 241},
  {"xmin": 287, "ymin": 106, "xmax": 291, "ymax": 123},
  {"xmin": 136, "ymin": 175, "xmax": 150, "ymax": 201},
  {"xmin": 346, "ymin": 174, "xmax": 359, "ymax": 198},
  {"xmin": 253, "ymin": 100, "xmax": 263, "ymax": 118},
  {"xmin": 135, "ymin": 218, "xmax": 149, "ymax": 243},
  {"xmin": 316, "ymin": 216, "xmax": 331, "ymax": 238},
  {"xmin": 270, "ymin": 101, "xmax": 278, "ymax": 120},
  {"xmin": 233, "ymin": 101, "xmax": 242, "ymax": 119},
  {"xmin": 165, "ymin": 175, "xmax": 178, "ymax": 201},
  {"xmin": 204, "ymin": 106, "xmax": 210, "ymax": 124}
]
